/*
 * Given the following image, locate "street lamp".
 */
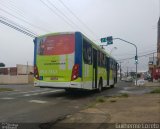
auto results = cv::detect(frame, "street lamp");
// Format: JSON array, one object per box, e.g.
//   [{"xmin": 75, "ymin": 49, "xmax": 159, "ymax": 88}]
[
  {"xmin": 113, "ymin": 38, "xmax": 138, "ymax": 86},
  {"xmin": 100, "ymin": 36, "xmax": 138, "ymax": 85}
]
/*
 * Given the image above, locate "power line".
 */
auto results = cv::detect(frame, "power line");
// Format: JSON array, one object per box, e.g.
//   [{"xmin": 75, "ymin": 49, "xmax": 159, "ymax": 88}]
[
  {"xmin": 114, "ymin": 49, "xmax": 157, "ymax": 57},
  {"xmin": 39, "ymin": 0, "xmax": 91, "ymax": 38},
  {"xmin": 117, "ymin": 51, "xmax": 157, "ymax": 61},
  {"xmin": 1, "ymin": 0, "xmax": 27, "ymax": 20},
  {"xmin": 0, "ymin": 16, "xmax": 37, "ymax": 36},
  {"xmin": 0, "ymin": 8, "xmax": 50, "ymax": 33},
  {"xmin": 59, "ymin": 0, "xmax": 99, "ymax": 39},
  {"xmin": 1, "ymin": 0, "xmax": 55, "ymax": 33},
  {"xmin": 47, "ymin": 0, "xmax": 81, "ymax": 29},
  {"xmin": 39, "ymin": 0, "xmax": 76, "ymax": 30},
  {"xmin": 0, "ymin": 17, "xmax": 37, "ymax": 38}
]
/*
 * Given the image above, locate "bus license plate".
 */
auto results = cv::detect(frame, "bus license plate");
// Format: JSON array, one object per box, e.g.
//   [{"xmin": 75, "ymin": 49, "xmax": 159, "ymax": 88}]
[{"xmin": 51, "ymin": 77, "xmax": 58, "ymax": 80}]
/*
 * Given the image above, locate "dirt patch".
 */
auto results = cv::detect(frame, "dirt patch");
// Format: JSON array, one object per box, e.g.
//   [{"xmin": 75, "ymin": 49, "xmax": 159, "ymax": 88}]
[
  {"xmin": 56, "ymin": 94, "xmax": 160, "ymax": 124},
  {"xmin": 51, "ymin": 93, "xmax": 160, "ymax": 129},
  {"xmin": 97, "ymin": 94, "xmax": 160, "ymax": 123}
]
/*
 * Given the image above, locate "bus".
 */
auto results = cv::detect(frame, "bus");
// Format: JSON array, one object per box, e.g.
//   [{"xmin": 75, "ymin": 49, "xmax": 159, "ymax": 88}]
[{"xmin": 33, "ymin": 32, "xmax": 118, "ymax": 92}]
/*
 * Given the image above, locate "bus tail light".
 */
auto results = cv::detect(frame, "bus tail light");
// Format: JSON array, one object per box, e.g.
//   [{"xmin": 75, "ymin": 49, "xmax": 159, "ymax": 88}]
[
  {"xmin": 71, "ymin": 64, "xmax": 79, "ymax": 81},
  {"xmin": 34, "ymin": 65, "xmax": 39, "ymax": 80}
]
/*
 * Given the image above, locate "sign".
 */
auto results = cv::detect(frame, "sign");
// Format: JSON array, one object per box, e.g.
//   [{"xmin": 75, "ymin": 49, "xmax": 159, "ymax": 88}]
[
  {"xmin": 100, "ymin": 38, "xmax": 107, "ymax": 43},
  {"xmin": 106, "ymin": 36, "xmax": 113, "ymax": 45}
]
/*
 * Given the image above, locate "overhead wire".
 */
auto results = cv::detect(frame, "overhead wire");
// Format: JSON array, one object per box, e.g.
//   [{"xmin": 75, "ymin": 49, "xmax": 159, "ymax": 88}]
[
  {"xmin": 0, "ymin": 17, "xmax": 37, "ymax": 38},
  {"xmin": 114, "ymin": 49, "xmax": 157, "ymax": 57},
  {"xmin": 0, "ymin": 16, "xmax": 37, "ymax": 36},
  {"xmin": 39, "ymin": 0, "xmax": 77, "ymax": 30},
  {"xmin": 0, "ymin": 8, "xmax": 50, "ymax": 33},
  {"xmin": 1, "ymin": 0, "xmax": 27, "ymax": 19},
  {"xmin": 1, "ymin": 0, "xmax": 56, "ymax": 33},
  {"xmin": 58, "ymin": 0, "xmax": 99, "ymax": 39},
  {"xmin": 117, "ymin": 51, "xmax": 157, "ymax": 61},
  {"xmin": 39, "ymin": 0, "xmax": 94, "ymax": 39}
]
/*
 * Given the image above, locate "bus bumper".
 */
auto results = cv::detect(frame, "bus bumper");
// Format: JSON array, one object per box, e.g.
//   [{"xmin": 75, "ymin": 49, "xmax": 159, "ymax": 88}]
[{"xmin": 34, "ymin": 81, "xmax": 82, "ymax": 89}]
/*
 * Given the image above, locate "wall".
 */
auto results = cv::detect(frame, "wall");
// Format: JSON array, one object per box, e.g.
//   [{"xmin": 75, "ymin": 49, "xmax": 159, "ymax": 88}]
[{"xmin": 0, "ymin": 75, "xmax": 33, "ymax": 84}]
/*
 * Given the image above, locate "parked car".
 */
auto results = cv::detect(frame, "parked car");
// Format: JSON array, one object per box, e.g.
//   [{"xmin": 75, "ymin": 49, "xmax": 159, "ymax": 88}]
[{"xmin": 125, "ymin": 76, "xmax": 133, "ymax": 82}]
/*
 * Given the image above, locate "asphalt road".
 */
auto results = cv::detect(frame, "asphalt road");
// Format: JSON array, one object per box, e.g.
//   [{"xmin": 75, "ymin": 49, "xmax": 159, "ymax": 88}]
[{"xmin": 0, "ymin": 82, "xmax": 155, "ymax": 123}]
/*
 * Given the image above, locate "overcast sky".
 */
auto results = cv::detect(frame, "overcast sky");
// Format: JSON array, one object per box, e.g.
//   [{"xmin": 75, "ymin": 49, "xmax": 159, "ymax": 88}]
[{"xmin": 0, "ymin": 0, "xmax": 159, "ymax": 72}]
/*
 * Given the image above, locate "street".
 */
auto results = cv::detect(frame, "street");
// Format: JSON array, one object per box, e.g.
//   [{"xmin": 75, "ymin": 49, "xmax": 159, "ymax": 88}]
[{"xmin": 0, "ymin": 82, "xmax": 156, "ymax": 123}]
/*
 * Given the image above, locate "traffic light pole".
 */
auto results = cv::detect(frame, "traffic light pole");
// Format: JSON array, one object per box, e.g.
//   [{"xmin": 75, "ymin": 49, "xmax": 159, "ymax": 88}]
[{"xmin": 113, "ymin": 38, "xmax": 138, "ymax": 86}]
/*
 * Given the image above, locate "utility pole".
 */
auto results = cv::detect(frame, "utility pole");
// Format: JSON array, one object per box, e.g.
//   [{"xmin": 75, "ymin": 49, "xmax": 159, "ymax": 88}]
[
  {"xmin": 113, "ymin": 38, "xmax": 138, "ymax": 85},
  {"xmin": 100, "ymin": 36, "xmax": 138, "ymax": 85},
  {"xmin": 119, "ymin": 62, "xmax": 122, "ymax": 80}
]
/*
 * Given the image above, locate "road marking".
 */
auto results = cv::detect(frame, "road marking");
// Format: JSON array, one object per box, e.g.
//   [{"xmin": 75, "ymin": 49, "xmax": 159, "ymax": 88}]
[
  {"xmin": 19, "ymin": 89, "xmax": 50, "ymax": 94},
  {"xmin": 0, "ymin": 97, "xmax": 15, "ymax": 100},
  {"xmin": 23, "ymin": 90, "xmax": 62, "ymax": 97},
  {"xmin": 2, "ymin": 89, "xmax": 51, "ymax": 96},
  {"xmin": 29, "ymin": 100, "xmax": 47, "ymax": 104}
]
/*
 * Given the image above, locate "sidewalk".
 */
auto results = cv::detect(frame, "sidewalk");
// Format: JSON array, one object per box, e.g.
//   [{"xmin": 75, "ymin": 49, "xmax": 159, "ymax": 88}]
[
  {"xmin": 144, "ymin": 81, "xmax": 160, "ymax": 87},
  {"xmin": 52, "ymin": 93, "xmax": 160, "ymax": 129}
]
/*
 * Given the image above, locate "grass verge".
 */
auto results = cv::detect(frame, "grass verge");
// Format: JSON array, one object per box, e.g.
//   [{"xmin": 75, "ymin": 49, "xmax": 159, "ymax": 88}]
[
  {"xmin": 119, "ymin": 93, "xmax": 129, "ymax": 98},
  {"xmin": 0, "ymin": 88, "xmax": 13, "ymax": 92},
  {"xmin": 150, "ymin": 88, "xmax": 160, "ymax": 93},
  {"xmin": 96, "ymin": 96, "xmax": 106, "ymax": 103}
]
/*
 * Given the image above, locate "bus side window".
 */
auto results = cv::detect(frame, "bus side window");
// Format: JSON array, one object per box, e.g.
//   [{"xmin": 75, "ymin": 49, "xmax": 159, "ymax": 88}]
[
  {"xmin": 102, "ymin": 53, "xmax": 106, "ymax": 67},
  {"xmin": 110, "ymin": 58, "xmax": 113, "ymax": 69},
  {"xmin": 98, "ymin": 51, "xmax": 100, "ymax": 66},
  {"xmin": 83, "ymin": 39, "xmax": 92, "ymax": 65}
]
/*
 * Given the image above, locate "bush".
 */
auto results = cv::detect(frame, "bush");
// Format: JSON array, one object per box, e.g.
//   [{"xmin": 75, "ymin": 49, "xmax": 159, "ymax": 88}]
[{"xmin": 150, "ymin": 88, "xmax": 160, "ymax": 93}]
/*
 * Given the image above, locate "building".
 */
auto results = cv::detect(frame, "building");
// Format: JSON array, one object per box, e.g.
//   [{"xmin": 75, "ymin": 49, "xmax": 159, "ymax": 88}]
[
  {"xmin": 157, "ymin": 18, "xmax": 160, "ymax": 67},
  {"xmin": 0, "ymin": 64, "xmax": 33, "ymax": 75},
  {"xmin": 0, "ymin": 64, "xmax": 33, "ymax": 84},
  {"xmin": 148, "ymin": 18, "xmax": 160, "ymax": 81}
]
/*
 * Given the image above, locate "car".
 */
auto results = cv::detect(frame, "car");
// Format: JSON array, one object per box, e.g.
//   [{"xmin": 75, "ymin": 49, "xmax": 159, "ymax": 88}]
[
  {"xmin": 136, "ymin": 79, "xmax": 145, "ymax": 86},
  {"xmin": 125, "ymin": 76, "xmax": 133, "ymax": 82}
]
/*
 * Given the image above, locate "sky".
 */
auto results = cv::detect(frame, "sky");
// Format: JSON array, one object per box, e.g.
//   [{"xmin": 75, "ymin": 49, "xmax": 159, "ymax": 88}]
[{"xmin": 0, "ymin": 0, "xmax": 159, "ymax": 73}]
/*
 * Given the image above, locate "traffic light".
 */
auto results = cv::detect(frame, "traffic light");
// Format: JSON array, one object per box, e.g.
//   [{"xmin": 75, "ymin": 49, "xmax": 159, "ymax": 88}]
[
  {"xmin": 135, "ymin": 55, "xmax": 138, "ymax": 63},
  {"xmin": 106, "ymin": 36, "xmax": 113, "ymax": 45}
]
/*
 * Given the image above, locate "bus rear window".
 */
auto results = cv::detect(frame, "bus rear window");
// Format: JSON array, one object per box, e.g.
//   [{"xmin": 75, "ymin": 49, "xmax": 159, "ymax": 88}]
[{"xmin": 37, "ymin": 34, "xmax": 75, "ymax": 55}]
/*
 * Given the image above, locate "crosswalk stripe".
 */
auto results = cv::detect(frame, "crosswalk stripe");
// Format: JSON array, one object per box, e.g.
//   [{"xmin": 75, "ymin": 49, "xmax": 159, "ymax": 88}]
[
  {"xmin": 29, "ymin": 100, "xmax": 47, "ymax": 104},
  {"xmin": 23, "ymin": 90, "xmax": 62, "ymax": 97},
  {"xmin": 8, "ymin": 89, "xmax": 50, "ymax": 95},
  {"xmin": 0, "ymin": 97, "xmax": 15, "ymax": 100}
]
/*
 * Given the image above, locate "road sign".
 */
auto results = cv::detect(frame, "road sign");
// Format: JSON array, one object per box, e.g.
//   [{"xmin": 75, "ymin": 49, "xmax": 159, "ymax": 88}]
[
  {"xmin": 106, "ymin": 36, "xmax": 113, "ymax": 45},
  {"xmin": 100, "ymin": 38, "xmax": 107, "ymax": 43}
]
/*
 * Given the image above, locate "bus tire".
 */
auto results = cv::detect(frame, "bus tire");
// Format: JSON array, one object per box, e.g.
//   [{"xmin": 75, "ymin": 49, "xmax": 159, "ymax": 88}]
[
  {"xmin": 110, "ymin": 84, "xmax": 114, "ymax": 88},
  {"xmin": 110, "ymin": 78, "xmax": 115, "ymax": 88},
  {"xmin": 65, "ymin": 88, "xmax": 74, "ymax": 93},
  {"xmin": 97, "ymin": 78, "xmax": 103, "ymax": 92}
]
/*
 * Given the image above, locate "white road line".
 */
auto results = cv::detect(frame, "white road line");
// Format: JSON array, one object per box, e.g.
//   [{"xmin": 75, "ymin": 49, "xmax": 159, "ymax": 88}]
[
  {"xmin": 29, "ymin": 100, "xmax": 47, "ymax": 104},
  {"xmin": 8, "ymin": 89, "xmax": 51, "ymax": 95},
  {"xmin": 23, "ymin": 90, "xmax": 62, "ymax": 97},
  {"xmin": 0, "ymin": 97, "xmax": 15, "ymax": 100},
  {"xmin": 19, "ymin": 89, "xmax": 50, "ymax": 94}
]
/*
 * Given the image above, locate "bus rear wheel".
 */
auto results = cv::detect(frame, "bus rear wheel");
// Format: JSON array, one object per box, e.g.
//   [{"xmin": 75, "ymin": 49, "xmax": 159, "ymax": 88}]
[
  {"xmin": 97, "ymin": 79, "xmax": 103, "ymax": 92},
  {"xmin": 110, "ymin": 84, "xmax": 114, "ymax": 88}
]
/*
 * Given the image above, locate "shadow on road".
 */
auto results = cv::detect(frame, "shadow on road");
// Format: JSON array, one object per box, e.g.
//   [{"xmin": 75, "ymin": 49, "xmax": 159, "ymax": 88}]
[{"xmin": 43, "ymin": 87, "xmax": 112, "ymax": 100}]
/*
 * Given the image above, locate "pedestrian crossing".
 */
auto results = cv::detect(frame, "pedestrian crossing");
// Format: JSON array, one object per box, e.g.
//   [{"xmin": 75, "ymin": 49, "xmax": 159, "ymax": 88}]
[
  {"xmin": 23, "ymin": 89, "xmax": 61, "ymax": 97},
  {"xmin": 0, "ymin": 89, "xmax": 64, "ymax": 104},
  {"xmin": 29, "ymin": 100, "xmax": 48, "ymax": 104}
]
